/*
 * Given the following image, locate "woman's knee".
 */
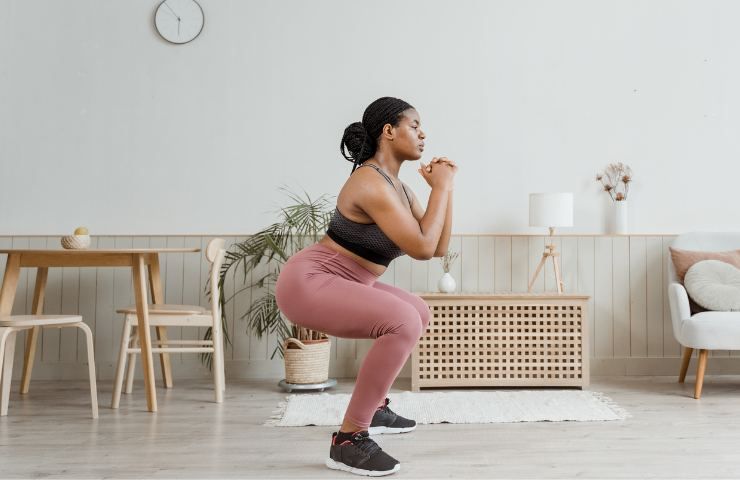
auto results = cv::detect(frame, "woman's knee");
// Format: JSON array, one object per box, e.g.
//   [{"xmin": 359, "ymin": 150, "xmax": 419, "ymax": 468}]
[
  {"xmin": 381, "ymin": 304, "xmax": 422, "ymax": 344},
  {"xmin": 419, "ymin": 304, "xmax": 431, "ymax": 334},
  {"xmin": 414, "ymin": 295, "xmax": 432, "ymax": 335},
  {"xmin": 408, "ymin": 294, "xmax": 431, "ymax": 335},
  {"xmin": 398, "ymin": 318, "xmax": 422, "ymax": 346},
  {"xmin": 397, "ymin": 298, "xmax": 429, "ymax": 340}
]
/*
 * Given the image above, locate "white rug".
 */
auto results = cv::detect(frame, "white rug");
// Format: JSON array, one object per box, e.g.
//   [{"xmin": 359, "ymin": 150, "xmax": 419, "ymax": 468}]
[{"xmin": 265, "ymin": 390, "xmax": 628, "ymax": 427}]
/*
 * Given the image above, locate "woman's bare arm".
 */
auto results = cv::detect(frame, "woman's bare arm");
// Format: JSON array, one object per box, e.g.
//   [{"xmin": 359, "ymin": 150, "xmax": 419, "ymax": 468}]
[
  {"xmin": 359, "ymin": 163, "xmax": 453, "ymax": 260},
  {"xmin": 433, "ymin": 191, "xmax": 452, "ymax": 257},
  {"xmin": 405, "ymin": 183, "xmax": 452, "ymax": 258}
]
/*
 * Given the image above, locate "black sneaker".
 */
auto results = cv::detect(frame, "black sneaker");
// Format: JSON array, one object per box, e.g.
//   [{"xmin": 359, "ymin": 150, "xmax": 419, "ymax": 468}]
[
  {"xmin": 368, "ymin": 398, "xmax": 416, "ymax": 435},
  {"xmin": 326, "ymin": 430, "xmax": 400, "ymax": 476}
]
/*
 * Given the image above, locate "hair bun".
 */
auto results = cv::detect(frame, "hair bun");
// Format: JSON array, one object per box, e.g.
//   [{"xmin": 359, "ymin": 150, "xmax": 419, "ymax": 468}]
[{"xmin": 340, "ymin": 121, "xmax": 375, "ymax": 166}]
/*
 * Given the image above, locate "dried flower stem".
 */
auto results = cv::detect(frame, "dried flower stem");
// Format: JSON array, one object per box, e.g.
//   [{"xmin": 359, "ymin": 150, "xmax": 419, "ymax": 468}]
[
  {"xmin": 441, "ymin": 250, "xmax": 460, "ymax": 273},
  {"xmin": 596, "ymin": 162, "xmax": 633, "ymax": 202}
]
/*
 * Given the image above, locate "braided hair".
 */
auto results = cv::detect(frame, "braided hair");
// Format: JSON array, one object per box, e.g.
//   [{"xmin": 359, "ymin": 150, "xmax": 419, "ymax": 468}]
[{"xmin": 340, "ymin": 97, "xmax": 414, "ymax": 173}]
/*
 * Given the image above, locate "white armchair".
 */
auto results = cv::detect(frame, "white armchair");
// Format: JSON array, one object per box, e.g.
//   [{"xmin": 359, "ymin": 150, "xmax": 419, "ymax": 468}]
[{"xmin": 668, "ymin": 232, "xmax": 740, "ymax": 399}]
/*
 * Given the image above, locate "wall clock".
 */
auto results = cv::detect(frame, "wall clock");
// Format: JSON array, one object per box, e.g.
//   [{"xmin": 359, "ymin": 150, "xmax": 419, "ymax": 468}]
[{"xmin": 154, "ymin": 0, "xmax": 204, "ymax": 45}]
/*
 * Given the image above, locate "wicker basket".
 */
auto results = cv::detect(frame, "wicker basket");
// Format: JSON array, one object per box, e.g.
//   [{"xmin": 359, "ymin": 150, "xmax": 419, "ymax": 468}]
[
  {"xmin": 61, "ymin": 235, "xmax": 91, "ymax": 249},
  {"xmin": 283, "ymin": 337, "xmax": 331, "ymax": 384}
]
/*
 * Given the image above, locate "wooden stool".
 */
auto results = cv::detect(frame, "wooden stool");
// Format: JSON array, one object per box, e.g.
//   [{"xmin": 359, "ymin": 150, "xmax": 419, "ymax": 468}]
[{"xmin": 0, "ymin": 315, "xmax": 98, "ymax": 418}]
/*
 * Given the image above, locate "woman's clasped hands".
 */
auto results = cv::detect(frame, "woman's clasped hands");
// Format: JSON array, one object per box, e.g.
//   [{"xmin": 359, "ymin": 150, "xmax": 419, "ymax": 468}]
[{"xmin": 418, "ymin": 156, "xmax": 458, "ymax": 191}]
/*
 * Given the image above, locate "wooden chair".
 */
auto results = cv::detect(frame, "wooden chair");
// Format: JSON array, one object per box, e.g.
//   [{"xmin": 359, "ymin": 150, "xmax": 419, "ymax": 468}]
[
  {"xmin": 0, "ymin": 315, "xmax": 98, "ymax": 418},
  {"xmin": 111, "ymin": 238, "xmax": 226, "ymax": 408}
]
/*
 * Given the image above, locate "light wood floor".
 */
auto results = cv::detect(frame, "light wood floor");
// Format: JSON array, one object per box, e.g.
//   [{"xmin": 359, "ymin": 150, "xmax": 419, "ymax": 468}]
[{"xmin": 2, "ymin": 375, "xmax": 740, "ymax": 479}]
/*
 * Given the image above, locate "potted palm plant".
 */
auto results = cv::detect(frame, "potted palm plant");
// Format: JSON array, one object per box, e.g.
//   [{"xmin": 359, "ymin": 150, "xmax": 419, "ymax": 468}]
[{"xmin": 209, "ymin": 187, "xmax": 334, "ymax": 385}]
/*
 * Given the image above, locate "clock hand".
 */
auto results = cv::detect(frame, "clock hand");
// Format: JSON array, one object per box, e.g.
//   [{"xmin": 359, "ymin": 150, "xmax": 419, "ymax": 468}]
[
  {"xmin": 163, "ymin": 1, "xmax": 180, "ymax": 20},
  {"xmin": 177, "ymin": 18, "xmax": 181, "ymax": 36}
]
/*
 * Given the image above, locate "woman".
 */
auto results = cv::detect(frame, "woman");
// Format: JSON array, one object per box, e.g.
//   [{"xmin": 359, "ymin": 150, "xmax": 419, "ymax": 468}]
[{"xmin": 275, "ymin": 97, "xmax": 457, "ymax": 476}]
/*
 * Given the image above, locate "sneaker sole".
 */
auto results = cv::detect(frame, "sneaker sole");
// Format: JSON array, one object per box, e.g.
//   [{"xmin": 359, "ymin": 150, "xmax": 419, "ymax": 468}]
[
  {"xmin": 367, "ymin": 425, "xmax": 417, "ymax": 435},
  {"xmin": 326, "ymin": 458, "xmax": 400, "ymax": 476}
]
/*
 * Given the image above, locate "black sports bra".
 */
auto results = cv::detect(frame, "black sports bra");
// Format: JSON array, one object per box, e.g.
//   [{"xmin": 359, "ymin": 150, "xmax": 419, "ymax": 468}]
[{"xmin": 325, "ymin": 163, "xmax": 412, "ymax": 267}]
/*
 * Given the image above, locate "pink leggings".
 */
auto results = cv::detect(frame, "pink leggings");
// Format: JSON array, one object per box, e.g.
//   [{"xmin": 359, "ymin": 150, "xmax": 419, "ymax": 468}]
[{"xmin": 275, "ymin": 243, "xmax": 430, "ymax": 429}]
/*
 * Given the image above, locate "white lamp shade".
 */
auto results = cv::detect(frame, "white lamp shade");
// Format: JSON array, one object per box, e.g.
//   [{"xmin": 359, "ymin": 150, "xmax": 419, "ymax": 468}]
[{"xmin": 529, "ymin": 193, "xmax": 574, "ymax": 228}]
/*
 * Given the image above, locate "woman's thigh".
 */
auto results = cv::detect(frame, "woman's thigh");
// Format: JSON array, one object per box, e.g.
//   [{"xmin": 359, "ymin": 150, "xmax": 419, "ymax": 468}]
[{"xmin": 276, "ymin": 271, "xmax": 422, "ymax": 340}]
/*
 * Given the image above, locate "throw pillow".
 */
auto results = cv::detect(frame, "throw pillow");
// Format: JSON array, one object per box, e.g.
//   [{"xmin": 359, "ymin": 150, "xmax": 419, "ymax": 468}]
[
  {"xmin": 669, "ymin": 247, "xmax": 740, "ymax": 283},
  {"xmin": 684, "ymin": 260, "xmax": 740, "ymax": 312}
]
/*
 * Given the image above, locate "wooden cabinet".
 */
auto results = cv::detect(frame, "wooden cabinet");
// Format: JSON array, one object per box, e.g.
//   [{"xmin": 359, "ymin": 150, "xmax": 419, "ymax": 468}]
[{"xmin": 411, "ymin": 293, "xmax": 590, "ymax": 391}]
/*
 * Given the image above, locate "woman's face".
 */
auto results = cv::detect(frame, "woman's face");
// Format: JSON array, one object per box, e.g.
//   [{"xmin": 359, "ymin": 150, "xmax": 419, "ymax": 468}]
[{"xmin": 388, "ymin": 108, "xmax": 425, "ymax": 160}]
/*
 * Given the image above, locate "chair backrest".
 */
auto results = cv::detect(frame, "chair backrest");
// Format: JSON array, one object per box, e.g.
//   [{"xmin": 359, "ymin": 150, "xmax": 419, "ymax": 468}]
[
  {"xmin": 206, "ymin": 238, "xmax": 226, "ymax": 263},
  {"xmin": 205, "ymin": 239, "xmax": 226, "ymax": 327},
  {"xmin": 669, "ymin": 232, "xmax": 740, "ymax": 284}
]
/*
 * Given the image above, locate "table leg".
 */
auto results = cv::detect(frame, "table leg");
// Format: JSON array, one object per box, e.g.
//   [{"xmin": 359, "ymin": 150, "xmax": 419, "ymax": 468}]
[
  {"xmin": 132, "ymin": 254, "xmax": 157, "ymax": 412},
  {"xmin": 0, "ymin": 254, "xmax": 21, "ymax": 316},
  {"xmin": 148, "ymin": 256, "xmax": 173, "ymax": 388},
  {"xmin": 20, "ymin": 267, "xmax": 48, "ymax": 394}
]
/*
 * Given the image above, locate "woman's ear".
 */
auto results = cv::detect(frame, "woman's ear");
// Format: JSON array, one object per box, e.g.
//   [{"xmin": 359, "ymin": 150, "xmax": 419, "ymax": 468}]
[{"xmin": 381, "ymin": 123, "xmax": 394, "ymax": 141}]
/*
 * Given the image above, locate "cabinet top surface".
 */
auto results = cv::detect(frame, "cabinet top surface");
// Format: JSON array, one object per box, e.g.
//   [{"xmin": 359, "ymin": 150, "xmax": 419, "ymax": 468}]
[{"xmin": 415, "ymin": 292, "xmax": 590, "ymax": 300}]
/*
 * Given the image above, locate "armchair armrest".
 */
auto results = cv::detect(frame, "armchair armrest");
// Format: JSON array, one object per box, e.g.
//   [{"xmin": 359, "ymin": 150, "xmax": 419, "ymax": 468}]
[
  {"xmin": 668, "ymin": 282, "xmax": 691, "ymax": 320},
  {"xmin": 668, "ymin": 282, "xmax": 691, "ymax": 345}
]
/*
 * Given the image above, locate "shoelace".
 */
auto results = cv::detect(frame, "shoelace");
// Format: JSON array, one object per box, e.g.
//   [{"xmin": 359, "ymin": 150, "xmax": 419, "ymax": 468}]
[
  {"xmin": 378, "ymin": 397, "xmax": 395, "ymax": 415},
  {"xmin": 350, "ymin": 431, "xmax": 381, "ymax": 457}
]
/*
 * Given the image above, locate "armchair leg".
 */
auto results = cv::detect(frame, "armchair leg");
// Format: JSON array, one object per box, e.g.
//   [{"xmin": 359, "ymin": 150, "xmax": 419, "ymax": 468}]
[
  {"xmin": 679, "ymin": 347, "xmax": 693, "ymax": 383},
  {"xmin": 694, "ymin": 349, "xmax": 708, "ymax": 399}
]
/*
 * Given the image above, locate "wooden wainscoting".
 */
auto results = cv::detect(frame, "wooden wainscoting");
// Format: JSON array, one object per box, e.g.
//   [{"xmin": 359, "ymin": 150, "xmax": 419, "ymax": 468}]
[{"xmin": 4, "ymin": 233, "xmax": 734, "ymax": 381}]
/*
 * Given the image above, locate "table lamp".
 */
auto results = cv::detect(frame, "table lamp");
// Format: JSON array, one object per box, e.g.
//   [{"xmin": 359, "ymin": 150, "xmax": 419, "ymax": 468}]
[{"xmin": 528, "ymin": 192, "xmax": 574, "ymax": 293}]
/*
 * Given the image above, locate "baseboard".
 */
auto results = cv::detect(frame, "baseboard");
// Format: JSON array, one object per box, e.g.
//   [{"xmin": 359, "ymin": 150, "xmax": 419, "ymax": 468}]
[
  {"xmin": 590, "ymin": 356, "xmax": 740, "ymax": 376},
  {"xmin": 13, "ymin": 356, "xmax": 740, "ymax": 382},
  {"xmin": 225, "ymin": 357, "xmax": 740, "ymax": 380},
  {"xmin": 10, "ymin": 360, "xmax": 213, "ymax": 381}
]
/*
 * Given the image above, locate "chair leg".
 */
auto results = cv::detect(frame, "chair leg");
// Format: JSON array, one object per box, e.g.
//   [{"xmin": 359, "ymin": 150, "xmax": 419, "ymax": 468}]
[
  {"xmin": 679, "ymin": 347, "xmax": 693, "ymax": 383},
  {"xmin": 220, "ymin": 336, "xmax": 226, "ymax": 394},
  {"xmin": 0, "ymin": 329, "xmax": 12, "ymax": 413},
  {"xmin": 125, "ymin": 326, "xmax": 138, "ymax": 394},
  {"xmin": 217, "ymin": 323, "xmax": 226, "ymax": 393},
  {"xmin": 112, "ymin": 318, "xmax": 133, "ymax": 409},
  {"xmin": 76, "ymin": 323, "xmax": 98, "ymax": 419},
  {"xmin": 1, "ymin": 330, "xmax": 18, "ymax": 416},
  {"xmin": 212, "ymin": 328, "xmax": 224, "ymax": 403},
  {"xmin": 695, "ymin": 349, "xmax": 709, "ymax": 399}
]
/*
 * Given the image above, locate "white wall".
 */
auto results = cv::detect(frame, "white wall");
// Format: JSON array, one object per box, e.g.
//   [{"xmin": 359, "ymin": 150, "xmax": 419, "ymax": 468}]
[{"xmin": 1, "ymin": 0, "xmax": 738, "ymax": 235}]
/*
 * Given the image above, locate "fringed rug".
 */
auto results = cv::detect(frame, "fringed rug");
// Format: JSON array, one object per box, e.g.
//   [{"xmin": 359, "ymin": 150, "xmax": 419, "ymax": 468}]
[{"xmin": 265, "ymin": 390, "xmax": 628, "ymax": 427}]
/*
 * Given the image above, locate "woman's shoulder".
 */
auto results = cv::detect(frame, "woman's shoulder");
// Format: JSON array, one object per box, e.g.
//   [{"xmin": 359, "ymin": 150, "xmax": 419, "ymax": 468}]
[
  {"xmin": 340, "ymin": 174, "xmax": 381, "ymax": 202},
  {"xmin": 345, "ymin": 165, "xmax": 393, "ymax": 191},
  {"xmin": 336, "ymin": 170, "xmax": 379, "ymax": 219}
]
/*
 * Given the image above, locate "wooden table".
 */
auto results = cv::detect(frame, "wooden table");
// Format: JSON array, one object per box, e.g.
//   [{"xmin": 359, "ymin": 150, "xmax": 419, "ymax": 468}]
[
  {"xmin": 0, "ymin": 247, "xmax": 201, "ymax": 412},
  {"xmin": 412, "ymin": 292, "xmax": 590, "ymax": 391}
]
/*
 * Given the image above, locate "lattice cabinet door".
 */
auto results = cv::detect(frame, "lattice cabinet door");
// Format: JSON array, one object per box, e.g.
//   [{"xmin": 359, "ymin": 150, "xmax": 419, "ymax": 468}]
[{"xmin": 411, "ymin": 294, "xmax": 590, "ymax": 391}]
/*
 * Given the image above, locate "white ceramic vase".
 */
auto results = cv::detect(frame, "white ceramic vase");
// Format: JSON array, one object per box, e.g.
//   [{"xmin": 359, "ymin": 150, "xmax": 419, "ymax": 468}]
[
  {"xmin": 438, "ymin": 272, "xmax": 456, "ymax": 293},
  {"xmin": 613, "ymin": 200, "xmax": 628, "ymax": 234}
]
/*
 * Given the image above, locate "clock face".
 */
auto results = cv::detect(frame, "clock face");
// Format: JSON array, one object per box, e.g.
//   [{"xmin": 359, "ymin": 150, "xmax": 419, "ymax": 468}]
[{"xmin": 154, "ymin": 0, "xmax": 204, "ymax": 44}]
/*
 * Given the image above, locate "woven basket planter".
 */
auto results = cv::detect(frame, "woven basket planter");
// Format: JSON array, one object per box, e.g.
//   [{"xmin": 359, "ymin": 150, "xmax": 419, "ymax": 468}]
[
  {"xmin": 61, "ymin": 235, "xmax": 91, "ymax": 249},
  {"xmin": 284, "ymin": 337, "xmax": 331, "ymax": 384}
]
